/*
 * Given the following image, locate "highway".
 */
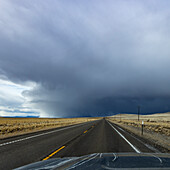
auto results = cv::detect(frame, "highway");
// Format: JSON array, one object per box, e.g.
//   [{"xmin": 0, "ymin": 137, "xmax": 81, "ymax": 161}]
[{"xmin": 0, "ymin": 119, "xmax": 156, "ymax": 169}]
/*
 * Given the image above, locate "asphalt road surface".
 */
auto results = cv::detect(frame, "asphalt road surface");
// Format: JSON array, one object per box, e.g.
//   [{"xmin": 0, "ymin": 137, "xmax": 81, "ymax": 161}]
[{"xmin": 0, "ymin": 119, "xmax": 157, "ymax": 169}]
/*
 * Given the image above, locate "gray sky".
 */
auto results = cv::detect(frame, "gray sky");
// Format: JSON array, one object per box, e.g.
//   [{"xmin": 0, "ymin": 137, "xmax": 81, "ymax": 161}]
[{"xmin": 0, "ymin": 0, "xmax": 170, "ymax": 117}]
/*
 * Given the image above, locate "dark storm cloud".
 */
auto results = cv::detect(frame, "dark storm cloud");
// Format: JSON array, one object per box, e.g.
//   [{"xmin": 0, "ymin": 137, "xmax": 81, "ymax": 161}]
[{"xmin": 0, "ymin": 0, "xmax": 170, "ymax": 117}]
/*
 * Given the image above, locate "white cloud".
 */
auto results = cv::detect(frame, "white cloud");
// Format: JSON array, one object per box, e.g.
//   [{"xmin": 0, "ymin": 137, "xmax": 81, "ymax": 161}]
[{"xmin": 0, "ymin": 78, "xmax": 39, "ymax": 117}]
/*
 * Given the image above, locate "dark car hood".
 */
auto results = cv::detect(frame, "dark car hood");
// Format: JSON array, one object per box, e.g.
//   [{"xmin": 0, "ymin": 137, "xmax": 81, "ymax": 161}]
[{"xmin": 15, "ymin": 153, "xmax": 170, "ymax": 170}]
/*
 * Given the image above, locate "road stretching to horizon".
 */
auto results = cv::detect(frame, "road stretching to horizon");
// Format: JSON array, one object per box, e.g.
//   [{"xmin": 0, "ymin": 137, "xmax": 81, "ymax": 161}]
[{"xmin": 0, "ymin": 118, "xmax": 156, "ymax": 169}]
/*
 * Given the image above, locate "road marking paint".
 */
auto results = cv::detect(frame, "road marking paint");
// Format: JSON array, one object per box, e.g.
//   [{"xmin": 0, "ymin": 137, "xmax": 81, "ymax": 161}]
[
  {"xmin": 43, "ymin": 124, "xmax": 93, "ymax": 160},
  {"xmin": 43, "ymin": 124, "xmax": 94, "ymax": 160},
  {"xmin": 107, "ymin": 121, "xmax": 140, "ymax": 153},
  {"xmin": 113, "ymin": 123, "xmax": 160, "ymax": 153},
  {"xmin": 0, "ymin": 121, "xmax": 94, "ymax": 147},
  {"xmin": 43, "ymin": 146, "xmax": 65, "ymax": 160}
]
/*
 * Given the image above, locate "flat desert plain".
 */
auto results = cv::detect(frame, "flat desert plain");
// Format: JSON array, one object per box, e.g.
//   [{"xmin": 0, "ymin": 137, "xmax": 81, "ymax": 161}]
[{"xmin": 0, "ymin": 117, "xmax": 99, "ymax": 139}]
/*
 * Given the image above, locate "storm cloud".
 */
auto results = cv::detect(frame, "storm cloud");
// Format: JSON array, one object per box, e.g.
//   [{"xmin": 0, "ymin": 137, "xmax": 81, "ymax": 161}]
[{"xmin": 0, "ymin": 0, "xmax": 170, "ymax": 117}]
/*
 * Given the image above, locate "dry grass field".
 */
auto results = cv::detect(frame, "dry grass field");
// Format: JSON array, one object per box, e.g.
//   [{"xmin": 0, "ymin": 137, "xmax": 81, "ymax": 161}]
[
  {"xmin": 107, "ymin": 112, "xmax": 170, "ymax": 152},
  {"xmin": 0, "ymin": 117, "xmax": 99, "ymax": 139},
  {"xmin": 109, "ymin": 113, "xmax": 170, "ymax": 136}
]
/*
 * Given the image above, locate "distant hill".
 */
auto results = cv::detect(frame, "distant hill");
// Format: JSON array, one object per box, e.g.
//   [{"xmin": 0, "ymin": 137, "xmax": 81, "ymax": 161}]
[
  {"xmin": 3, "ymin": 116, "xmax": 40, "ymax": 118},
  {"xmin": 110, "ymin": 112, "xmax": 170, "ymax": 121}
]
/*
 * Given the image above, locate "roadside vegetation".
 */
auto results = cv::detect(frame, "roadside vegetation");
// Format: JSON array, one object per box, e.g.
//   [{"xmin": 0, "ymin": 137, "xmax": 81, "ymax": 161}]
[
  {"xmin": 0, "ymin": 117, "xmax": 99, "ymax": 139},
  {"xmin": 107, "ymin": 112, "xmax": 170, "ymax": 152}
]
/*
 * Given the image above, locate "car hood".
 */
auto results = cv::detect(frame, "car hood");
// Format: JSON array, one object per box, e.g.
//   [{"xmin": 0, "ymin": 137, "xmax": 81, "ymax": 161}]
[{"xmin": 15, "ymin": 153, "xmax": 170, "ymax": 170}]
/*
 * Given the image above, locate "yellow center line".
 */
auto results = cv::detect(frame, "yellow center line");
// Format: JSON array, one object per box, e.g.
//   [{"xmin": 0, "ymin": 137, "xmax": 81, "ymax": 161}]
[
  {"xmin": 43, "ymin": 127, "xmax": 92, "ymax": 161},
  {"xmin": 43, "ymin": 146, "xmax": 65, "ymax": 160}
]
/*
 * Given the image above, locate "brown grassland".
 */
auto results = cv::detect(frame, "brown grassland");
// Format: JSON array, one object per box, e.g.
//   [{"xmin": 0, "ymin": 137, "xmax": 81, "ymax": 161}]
[
  {"xmin": 107, "ymin": 112, "xmax": 170, "ymax": 152},
  {"xmin": 0, "ymin": 117, "xmax": 99, "ymax": 139}
]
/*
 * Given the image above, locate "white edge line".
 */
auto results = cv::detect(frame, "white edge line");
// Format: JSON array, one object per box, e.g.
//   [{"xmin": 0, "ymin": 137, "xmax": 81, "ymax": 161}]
[
  {"xmin": 113, "ymin": 123, "xmax": 160, "ymax": 153},
  {"xmin": 0, "ymin": 121, "xmax": 95, "ymax": 147},
  {"xmin": 107, "ymin": 121, "xmax": 140, "ymax": 153}
]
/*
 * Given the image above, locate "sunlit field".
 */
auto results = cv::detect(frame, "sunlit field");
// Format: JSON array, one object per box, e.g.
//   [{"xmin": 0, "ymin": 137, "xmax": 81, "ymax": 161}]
[
  {"xmin": 0, "ymin": 117, "xmax": 99, "ymax": 139},
  {"xmin": 108, "ymin": 113, "xmax": 170, "ymax": 135}
]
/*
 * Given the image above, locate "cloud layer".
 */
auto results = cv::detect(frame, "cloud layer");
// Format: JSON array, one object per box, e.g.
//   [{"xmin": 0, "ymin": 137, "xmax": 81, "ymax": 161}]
[{"xmin": 0, "ymin": 0, "xmax": 170, "ymax": 117}]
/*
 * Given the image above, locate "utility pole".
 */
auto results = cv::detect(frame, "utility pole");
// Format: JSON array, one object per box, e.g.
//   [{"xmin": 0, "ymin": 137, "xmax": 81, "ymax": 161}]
[
  {"xmin": 141, "ymin": 121, "xmax": 144, "ymax": 135},
  {"xmin": 138, "ymin": 106, "xmax": 140, "ymax": 121}
]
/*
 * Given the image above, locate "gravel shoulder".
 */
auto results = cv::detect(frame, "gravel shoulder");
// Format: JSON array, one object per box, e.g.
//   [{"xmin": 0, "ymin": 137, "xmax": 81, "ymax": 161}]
[{"xmin": 107, "ymin": 116, "xmax": 170, "ymax": 153}]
